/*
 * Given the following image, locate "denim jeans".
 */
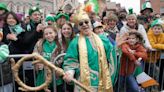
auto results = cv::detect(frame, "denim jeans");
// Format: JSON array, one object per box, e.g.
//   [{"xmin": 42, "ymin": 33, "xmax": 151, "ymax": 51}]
[{"xmin": 119, "ymin": 75, "xmax": 140, "ymax": 92}]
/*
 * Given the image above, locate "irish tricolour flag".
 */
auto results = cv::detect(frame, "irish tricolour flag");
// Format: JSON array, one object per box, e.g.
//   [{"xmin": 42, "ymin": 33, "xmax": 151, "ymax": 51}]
[
  {"xmin": 134, "ymin": 66, "xmax": 159, "ymax": 88},
  {"xmin": 84, "ymin": 0, "xmax": 99, "ymax": 14}
]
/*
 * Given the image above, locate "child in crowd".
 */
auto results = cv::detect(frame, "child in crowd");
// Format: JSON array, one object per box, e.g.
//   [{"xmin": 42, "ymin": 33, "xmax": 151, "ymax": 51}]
[
  {"xmin": 120, "ymin": 31, "xmax": 147, "ymax": 92},
  {"xmin": 93, "ymin": 21, "xmax": 116, "ymax": 45},
  {"xmin": 148, "ymin": 19, "xmax": 164, "ymax": 50},
  {"xmin": 61, "ymin": 22, "xmax": 75, "ymax": 53},
  {"xmin": 61, "ymin": 22, "xmax": 75, "ymax": 92},
  {"xmin": 34, "ymin": 26, "xmax": 63, "ymax": 92},
  {"xmin": 0, "ymin": 31, "xmax": 12, "ymax": 92},
  {"xmin": 147, "ymin": 19, "xmax": 164, "ymax": 89}
]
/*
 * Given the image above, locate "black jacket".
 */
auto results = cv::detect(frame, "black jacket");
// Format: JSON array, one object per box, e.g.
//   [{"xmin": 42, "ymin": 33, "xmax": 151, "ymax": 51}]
[
  {"xmin": 2, "ymin": 25, "xmax": 26, "ymax": 54},
  {"xmin": 23, "ymin": 21, "xmax": 43, "ymax": 54}
]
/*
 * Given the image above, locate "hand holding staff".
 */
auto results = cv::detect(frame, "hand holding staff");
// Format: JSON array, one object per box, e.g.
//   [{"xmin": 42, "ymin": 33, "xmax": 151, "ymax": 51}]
[{"xmin": 11, "ymin": 53, "xmax": 92, "ymax": 92}]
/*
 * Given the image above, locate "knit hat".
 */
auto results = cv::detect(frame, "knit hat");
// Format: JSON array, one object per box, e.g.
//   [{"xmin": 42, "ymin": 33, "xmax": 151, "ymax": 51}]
[
  {"xmin": 0, "ymin": 44, "xmax": 9, "ymax": 63},
  {"xmin": 126, "ymin": 8, "xmax": 137, "ymax": 19},
  {"xmin": 29, "ymin": 7, "xmax": 41, "ymax": 16},
  {"xmin": 45, "ymin": 14, "xmax": 55, "ymax": 22},
  {"xmin": 151, "ymin": 19, "xmax": 164, "ymax": 27},
  {"xmin": 0, "ymin": 3, "xmax": 8, "ymax": 12},
  {"xmin": 141, "ymin": 1, "xmax": 153, "ymax": 13},
  {"xmin": 56, "ymin": 13, "xmax": 69, "ymax": 21},
  {"xmin": 93, "ymin": 21, "xmax": 103, "ymax": 29}
]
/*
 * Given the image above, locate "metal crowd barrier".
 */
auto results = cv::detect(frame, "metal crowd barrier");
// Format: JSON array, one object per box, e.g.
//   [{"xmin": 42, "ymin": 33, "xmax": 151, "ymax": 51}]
[
  {"xmin": 143, "ymin": 50, "xmax": 164, "ymax": 91},
  {"xmin": 0, "ymin": 50, "xmax": 163, "ymax": 92},
  {"xmin": 116, "ymin": 50, "xmax": 164, "ymax": 92},
  {"xmin": 0, "ymin": 54, "xmax": 70, "ymax": 92}
]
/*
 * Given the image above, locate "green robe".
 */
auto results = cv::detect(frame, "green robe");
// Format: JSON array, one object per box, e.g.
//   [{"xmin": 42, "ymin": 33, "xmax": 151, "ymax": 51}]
[{"xmin": 63, "ymin": 34, "xmax": 114, "ymax": 88}]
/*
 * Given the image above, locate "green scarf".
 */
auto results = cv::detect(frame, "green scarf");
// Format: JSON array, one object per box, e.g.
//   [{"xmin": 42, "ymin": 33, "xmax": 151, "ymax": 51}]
[
  {"xmin": 43, "ymin": 40, "xmax": 56, "ymax": 61},
  {"xmin": 9, "ymin": 24, "xmax": 24, "ymax": 35}
]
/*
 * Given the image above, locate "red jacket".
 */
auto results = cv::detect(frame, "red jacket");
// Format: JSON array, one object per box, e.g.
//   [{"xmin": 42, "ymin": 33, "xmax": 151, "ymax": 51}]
[{"xmin": 120, "ymin": 43, "xmax": 147, "ymax": 76}]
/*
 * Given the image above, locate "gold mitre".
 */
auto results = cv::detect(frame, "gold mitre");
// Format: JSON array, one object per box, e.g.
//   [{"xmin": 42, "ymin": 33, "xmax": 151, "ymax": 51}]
[{"xmin": 73, "ymin": 5, "xmax": 90, "ymax": 25}]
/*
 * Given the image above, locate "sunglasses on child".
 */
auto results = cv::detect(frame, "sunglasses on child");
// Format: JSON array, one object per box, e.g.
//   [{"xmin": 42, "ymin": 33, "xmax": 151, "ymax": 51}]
[{"xmin": 78, "ymin": 20, "xmax": 89, "ymax": 26}]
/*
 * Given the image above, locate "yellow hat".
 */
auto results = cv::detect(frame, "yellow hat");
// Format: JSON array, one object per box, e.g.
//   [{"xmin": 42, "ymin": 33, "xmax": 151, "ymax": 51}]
[{"xmin": 73, "ymin": 5, "xmax": 90, "ymax": 25}]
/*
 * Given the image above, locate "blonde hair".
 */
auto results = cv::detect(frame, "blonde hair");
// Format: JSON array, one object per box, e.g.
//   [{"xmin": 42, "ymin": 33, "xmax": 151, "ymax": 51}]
[
  {"xmin": 107, "ymin": 14, "xmax": 118, "ymax": 22},
  {"xmin": 43, "ymin": 26, "xmax": 57, "ymax": 34}
]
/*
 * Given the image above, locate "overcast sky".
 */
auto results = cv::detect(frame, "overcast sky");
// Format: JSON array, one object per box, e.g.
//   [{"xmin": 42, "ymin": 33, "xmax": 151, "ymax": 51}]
[
  {"xmin": 110, "ymin": 0, "xmax": 140, "ymax": 14},
  {"xmin": 78, "ymin": 0, "xmax": 141, "ymax": 14}
]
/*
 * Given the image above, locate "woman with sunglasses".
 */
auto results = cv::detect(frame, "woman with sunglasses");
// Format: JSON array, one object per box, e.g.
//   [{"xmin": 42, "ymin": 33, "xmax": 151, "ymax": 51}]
[{"xmin": 62, "ymin": 10, "xmax": 114, "ymax": 92}]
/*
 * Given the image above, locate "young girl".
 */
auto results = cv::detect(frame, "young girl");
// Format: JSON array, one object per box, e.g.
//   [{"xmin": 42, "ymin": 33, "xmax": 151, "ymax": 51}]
[
  {"xmin": 120, "ymin": 31, "xmax": 147, "ymax": 92},
  {"xmin": 61, "ymin": 22, "xmax": 75, "ymax": 92},
  {"xmin": 34, "ymin": 26, "xmax": 63, "ymax": 92},
  {"xmin": 61, "ymin": 22, "xmax": 75, "ymax": 52}
]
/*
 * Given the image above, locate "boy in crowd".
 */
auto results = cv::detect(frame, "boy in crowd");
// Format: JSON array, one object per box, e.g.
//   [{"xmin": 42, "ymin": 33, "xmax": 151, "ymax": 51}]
[{"xmin": 147, "ymin": 19, "xmax": 164, "ymax": 90}]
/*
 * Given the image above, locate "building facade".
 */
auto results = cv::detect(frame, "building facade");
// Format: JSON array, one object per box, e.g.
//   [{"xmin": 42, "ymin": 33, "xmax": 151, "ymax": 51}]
[
  {"xmin": 140, "ymin": 0, "xmax": 164, "ymax": 14},
  {"xmin": 1, "ymin": 0, "xmax": 79, "ymax": 16}
]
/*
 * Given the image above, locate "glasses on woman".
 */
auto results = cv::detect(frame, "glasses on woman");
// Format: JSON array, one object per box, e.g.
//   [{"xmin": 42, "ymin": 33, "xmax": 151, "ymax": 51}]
[{"xmin": 78, "ymin": 20, "xmax": 89, "ymax": 26}]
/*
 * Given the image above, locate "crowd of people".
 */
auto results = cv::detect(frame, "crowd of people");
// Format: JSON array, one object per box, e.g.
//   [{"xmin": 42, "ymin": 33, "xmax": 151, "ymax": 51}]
[{"xmin": 0, "ymin": 0, "xmax": 164, "ymax": 92}]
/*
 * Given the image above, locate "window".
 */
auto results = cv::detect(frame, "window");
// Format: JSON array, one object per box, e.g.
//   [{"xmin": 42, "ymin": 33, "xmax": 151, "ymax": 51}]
[{"xmin": 160, "ymin": 7, "xmax": 164, "ymax": 13}]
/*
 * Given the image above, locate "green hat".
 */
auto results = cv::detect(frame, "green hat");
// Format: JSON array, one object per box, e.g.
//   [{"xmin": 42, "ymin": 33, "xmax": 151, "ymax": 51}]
[
  {"xmin": 54, "ymin": 16, "xmax": 57, "ymax": 22},
  {"xmin": 29, "ymin": 7, "xmax": 41, "ymax": 16},
  {"xmin": 151, "ymin": 19, "xmax": 164, "ymax": 27},
  {"xmin": 141, "ymin": 1, "xmax": 153, "ymax": 13},
  {"xmin": 126, "ymin": 8, "xmax": 137, "ymax": 19},
  {"xmin": 45, "ymin": 15, "xmax": 55, "ymax": 22},
  {"xmin": 56, "ymin": 13, "xmax": 69, "ymax": 21},
  {"xmin": 128, "ymin": 8, "xmax": 133, "ymax": 15},
  {"xmin": 0, "ymin": 3, "xmax": 8, "ymax": 12}
]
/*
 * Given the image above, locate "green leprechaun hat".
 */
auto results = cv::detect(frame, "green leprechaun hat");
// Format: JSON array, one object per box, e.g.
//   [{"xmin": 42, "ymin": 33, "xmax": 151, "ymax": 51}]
[
  {"xmin": 0, "ymin": 3, "xmax": 8, "ymax": 12},
  {"xmin": 45, "ymin": 14, "xmax": 55, "ymax": 22},
  {"xmin": 29, "ymin": 6, "xmax": 41, "ymax": 16},
  {"xmin": 151, "ymin": 19, "xmax": 164, "ymax": 27},
  {"xmin": 141, "ymin": 0, "xmax": 153, "ymax": 13},
  {"xmin": 56, "ymin": 13, "xmax": 69, "ymax": 21},
  {"xmin": 126, "ymin": 8, "xmax": 137, "ymax": 19}
]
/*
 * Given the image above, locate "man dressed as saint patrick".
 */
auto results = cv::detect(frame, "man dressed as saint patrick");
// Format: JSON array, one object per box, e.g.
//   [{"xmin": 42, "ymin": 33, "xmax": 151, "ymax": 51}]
[{"xmin": 63, "ymin": 7, "xmax": 114, "ymax": 92}]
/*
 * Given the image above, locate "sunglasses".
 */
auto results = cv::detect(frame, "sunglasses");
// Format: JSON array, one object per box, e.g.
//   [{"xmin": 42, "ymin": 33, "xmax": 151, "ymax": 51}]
[{"xmin": 78, "ymin": 20, "xmax": 89, "ymax": 26}]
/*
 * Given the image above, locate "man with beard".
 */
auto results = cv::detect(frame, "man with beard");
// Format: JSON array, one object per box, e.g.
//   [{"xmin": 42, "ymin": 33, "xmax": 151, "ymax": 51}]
[
  {"xmin": 23, "ymin": 7, "xmax": 45, "ymax": 54},
  {"xmin": 14, "ymin": 7, "xmax": 45, "ymax": 91},
  {"xmin": 140, "ymin": 0, "xmax": 153, "ymax": 17},
  {"xmin": 139, "ymin": 0, "xmax": 153, "ymax": 31},
  {"xmin": 63, "ymin": 8, "xmax": 114, "ymax": 92},
  {"xmin": 117, "ymin": 8, "xmax": 127, "ymax": 30}
]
